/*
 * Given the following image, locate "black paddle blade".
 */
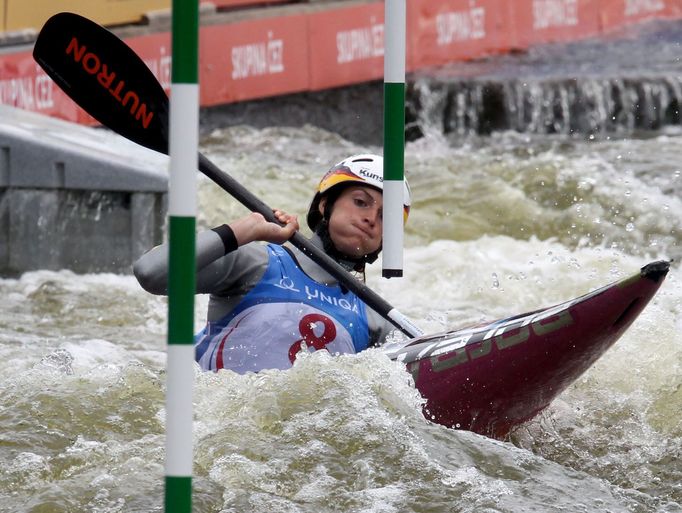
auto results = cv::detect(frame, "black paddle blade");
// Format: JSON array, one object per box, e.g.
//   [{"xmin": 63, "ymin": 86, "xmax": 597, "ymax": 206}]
[{"xmin": 33, "ymin": 12, "xmax": 169, "ymax": 155}]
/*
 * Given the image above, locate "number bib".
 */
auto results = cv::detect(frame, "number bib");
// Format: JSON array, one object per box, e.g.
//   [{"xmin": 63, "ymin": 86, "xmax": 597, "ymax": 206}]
[{"xmin": 195, "ymin": 244, "xmax": 370, "ymax": 373}]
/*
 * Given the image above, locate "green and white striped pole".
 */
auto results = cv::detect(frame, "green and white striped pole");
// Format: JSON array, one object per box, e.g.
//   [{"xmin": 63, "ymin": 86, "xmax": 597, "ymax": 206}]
[
  {"xmin": 382, "ymin": 0, "xmax": 406, "ymax": 278},
  {"xmin": 165, "ymin": 1, "xmax": 199, "ymax": 512}
]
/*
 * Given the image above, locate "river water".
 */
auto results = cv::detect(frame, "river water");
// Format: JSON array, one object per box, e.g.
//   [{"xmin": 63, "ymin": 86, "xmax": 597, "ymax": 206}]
[{"xmin": 0, "ymin": 122, "xmax": 680, "ymax": 512}]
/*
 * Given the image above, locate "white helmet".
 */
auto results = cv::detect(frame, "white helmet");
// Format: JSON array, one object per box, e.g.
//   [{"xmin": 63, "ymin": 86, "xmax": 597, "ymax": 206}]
[{"xmin": 306, "ymin": 154, "xmax": 412, "ymax": 230}]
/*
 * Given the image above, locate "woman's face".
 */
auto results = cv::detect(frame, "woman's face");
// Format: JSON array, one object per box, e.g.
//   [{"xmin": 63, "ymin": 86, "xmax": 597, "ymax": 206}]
[{"xmin": 319, "ymin": 185, "xmax": 383, "ymax": 258}]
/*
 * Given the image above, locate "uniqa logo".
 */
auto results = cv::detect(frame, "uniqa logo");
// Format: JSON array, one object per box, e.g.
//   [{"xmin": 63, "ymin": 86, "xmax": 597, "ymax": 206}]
[
  {"xmin": 65, "ymin": 37, "xmax": 154, "ymax": 129},
  {"xmin": 305, "ymin": 285, "xmax": 359, "ymax": 313}
]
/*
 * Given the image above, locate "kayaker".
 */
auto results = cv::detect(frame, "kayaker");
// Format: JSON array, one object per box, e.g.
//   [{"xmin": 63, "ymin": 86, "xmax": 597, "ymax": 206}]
[{"xmin": 133, "ymin": 153, "xmax": 411, "ymax": 373}]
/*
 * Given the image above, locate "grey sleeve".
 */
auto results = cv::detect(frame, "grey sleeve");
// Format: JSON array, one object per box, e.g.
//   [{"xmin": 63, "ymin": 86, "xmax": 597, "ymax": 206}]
[{"xmin": 133, "ymin": 229, "xmax": 268, "ymax": 296}]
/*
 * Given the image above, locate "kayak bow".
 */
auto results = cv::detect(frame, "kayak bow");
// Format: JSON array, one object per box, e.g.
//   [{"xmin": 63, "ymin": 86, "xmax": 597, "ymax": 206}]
[{"xmin": 385, "ymin": 261, "xmax": 670, "ymax": 438}]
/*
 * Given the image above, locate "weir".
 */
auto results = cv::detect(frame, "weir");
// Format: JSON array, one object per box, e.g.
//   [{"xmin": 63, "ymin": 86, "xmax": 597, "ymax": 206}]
[
  {"xmin": 407, "ymin": 74, "xmax": 682, "ymax": 137},
  {"xmin": 405, "ymin": 18, "xmax": 682, "ymax": 139}
]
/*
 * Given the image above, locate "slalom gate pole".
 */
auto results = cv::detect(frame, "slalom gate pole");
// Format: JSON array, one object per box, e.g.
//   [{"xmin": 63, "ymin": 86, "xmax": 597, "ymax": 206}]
[
  {"xmin": 382, "ymin": 0, "xmax": 407, "ymax": 279},
  {"xmin": 165, "ymin": 1, "xmax": 199, "ymax": 512}
]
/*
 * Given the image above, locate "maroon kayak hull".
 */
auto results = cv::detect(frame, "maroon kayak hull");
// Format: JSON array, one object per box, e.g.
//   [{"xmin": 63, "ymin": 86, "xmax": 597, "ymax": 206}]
[{"xmin": 386, "ymin": 261, "xmax": 669, "ymax": 439}]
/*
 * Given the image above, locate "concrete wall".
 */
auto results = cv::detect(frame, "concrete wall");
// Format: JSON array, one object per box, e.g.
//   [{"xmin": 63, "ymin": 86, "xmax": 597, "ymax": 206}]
[{"xmin": 0, "ymin": 104, "xmax": 168, "ymax": 276}]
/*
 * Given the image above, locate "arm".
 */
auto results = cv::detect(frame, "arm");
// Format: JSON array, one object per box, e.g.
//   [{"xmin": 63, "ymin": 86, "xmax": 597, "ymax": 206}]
[{"xmin": 133, "ymin": 210, "xmax": 299, "ymax": 295}]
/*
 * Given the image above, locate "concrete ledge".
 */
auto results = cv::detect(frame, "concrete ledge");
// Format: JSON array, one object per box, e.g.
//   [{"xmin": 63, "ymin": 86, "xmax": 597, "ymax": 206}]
[
  {"xmin": 0, "ymin": 104, "xmax": 169, "ymax": 191},
  {"xmin": 0, "ymin": 105, "xmax": 168, "ymax": 275}
]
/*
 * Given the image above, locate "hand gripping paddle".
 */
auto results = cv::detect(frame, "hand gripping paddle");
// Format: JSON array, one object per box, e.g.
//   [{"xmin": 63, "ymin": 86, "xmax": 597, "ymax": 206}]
[{"xmin": 33, "ymin": 12, "xmax": 423, "ymax": 338}]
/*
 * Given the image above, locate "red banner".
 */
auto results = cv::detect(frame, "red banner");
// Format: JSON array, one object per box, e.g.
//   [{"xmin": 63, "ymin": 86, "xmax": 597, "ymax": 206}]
[
  {"xmin": 199, "ymin": 14, "xmax": 309, "ymax": 105},
  {"xmin": 0, "ymin": 32, "xmax": 172, "ymax": 126},
  {"xmin": 308, "ymin": 3, "xmax": 385, "ymax": 91},
  {"xmin": 409, "ymin": 0, "xmax": 513, "ymax": 70},
  {"xmin": 0, "ymin": 49, "xmax": 91, "ymax": 124},
  {"xmin": 2, "ymin": 0, "xmax": 682, "ymax": 125}
]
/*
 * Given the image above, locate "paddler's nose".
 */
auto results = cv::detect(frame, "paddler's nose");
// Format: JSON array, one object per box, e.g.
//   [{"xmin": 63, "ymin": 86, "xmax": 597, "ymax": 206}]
[{"xmin": 364, "ymin": 206, "xmax": 381, "ymax": 227}]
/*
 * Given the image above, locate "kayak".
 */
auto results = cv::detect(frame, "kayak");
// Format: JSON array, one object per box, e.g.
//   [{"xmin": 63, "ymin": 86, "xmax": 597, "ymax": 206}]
[{"xmin": 383, "ymin": 261, "xmax": 670, "ymax": 439}]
